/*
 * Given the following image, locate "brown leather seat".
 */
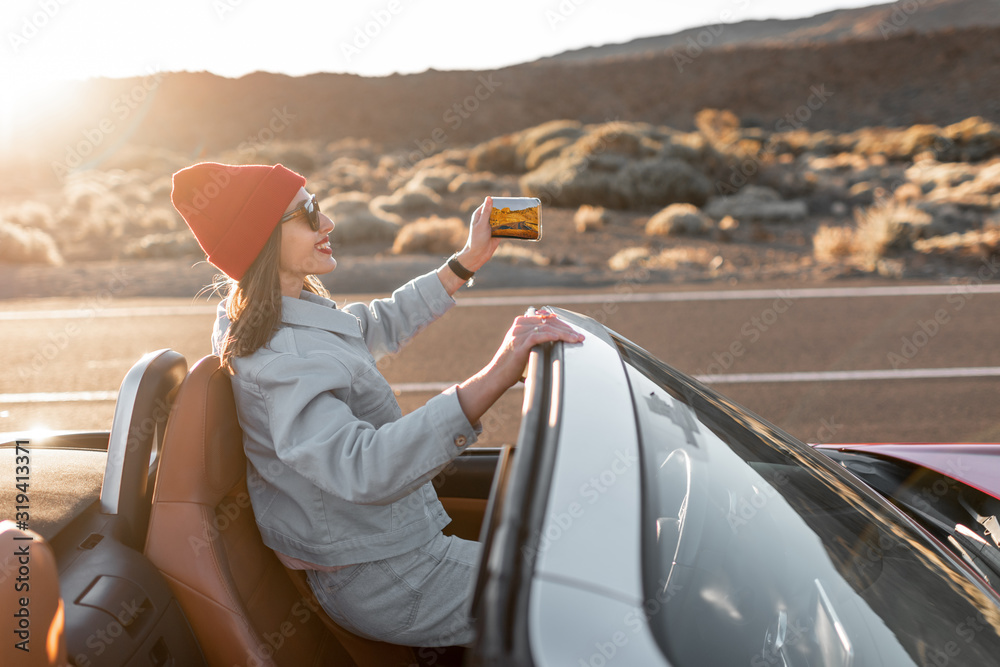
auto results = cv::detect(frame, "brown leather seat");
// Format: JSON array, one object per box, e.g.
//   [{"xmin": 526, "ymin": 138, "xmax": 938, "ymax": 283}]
[
  {"xmin": 144, "ymin": 355, "xmax": 421, "ymax": 667},
  {"xmin": 0, "ymin": 521, "xmax": 67, "ymax": 667}
]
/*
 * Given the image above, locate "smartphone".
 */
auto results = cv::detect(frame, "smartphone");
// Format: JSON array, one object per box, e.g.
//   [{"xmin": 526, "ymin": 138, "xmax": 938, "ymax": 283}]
[{"xmin": 489, "ymin": 197, "xmax": 542, "ymax": 241}]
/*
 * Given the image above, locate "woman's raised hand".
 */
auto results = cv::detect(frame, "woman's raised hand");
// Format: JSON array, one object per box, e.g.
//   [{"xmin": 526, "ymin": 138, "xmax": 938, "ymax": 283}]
[{"xmin": 455, "ymin": 196, "xmax": 501, "ymax": 273}]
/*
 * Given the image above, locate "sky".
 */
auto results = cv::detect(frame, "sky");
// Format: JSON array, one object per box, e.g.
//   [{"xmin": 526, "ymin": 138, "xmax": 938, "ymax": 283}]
[
  {"xmin": 0, "ymin": 0, "xmax": 887, "ymax": 139},
  {"xmin": 2, "ymin": 0, "xmax": 887, "ymax": 82}
]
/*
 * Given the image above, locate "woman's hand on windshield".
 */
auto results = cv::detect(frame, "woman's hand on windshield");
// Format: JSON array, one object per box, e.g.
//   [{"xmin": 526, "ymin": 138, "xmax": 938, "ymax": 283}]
[{"xmin": 455, "ymin": 309, "xmax": 584, "ymax": 426}]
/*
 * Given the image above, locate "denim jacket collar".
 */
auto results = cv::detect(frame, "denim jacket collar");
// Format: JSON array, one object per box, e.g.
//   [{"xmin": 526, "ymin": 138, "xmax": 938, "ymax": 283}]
[{"xmin": 281, "ymin": 290, "xmax": 363, "ymax": 338}]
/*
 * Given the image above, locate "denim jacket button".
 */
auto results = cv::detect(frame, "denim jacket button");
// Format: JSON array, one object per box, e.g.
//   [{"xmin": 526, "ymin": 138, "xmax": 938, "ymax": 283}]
[{"xmin": 454, "ymin": 435, "xmax": 468, "ymax": 447}]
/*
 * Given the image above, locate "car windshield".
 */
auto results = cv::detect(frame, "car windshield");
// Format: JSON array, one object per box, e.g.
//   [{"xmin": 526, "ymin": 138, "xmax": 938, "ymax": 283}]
[{"xmin": 613, "ymin": 336, "xmax": 1000, "ymax": 667}]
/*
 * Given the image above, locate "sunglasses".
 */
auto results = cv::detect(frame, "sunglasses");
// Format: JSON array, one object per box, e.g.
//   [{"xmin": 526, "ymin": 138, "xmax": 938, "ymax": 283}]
[{"xmin": 279, "ymin": 194, "xmax": 321, "ymax": 231}]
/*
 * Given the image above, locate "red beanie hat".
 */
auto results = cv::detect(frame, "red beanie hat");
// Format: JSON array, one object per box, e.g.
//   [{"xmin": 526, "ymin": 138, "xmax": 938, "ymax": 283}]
[{"xmin": 171, "ymin": 162, "xmax": 306, "ymax": 280}]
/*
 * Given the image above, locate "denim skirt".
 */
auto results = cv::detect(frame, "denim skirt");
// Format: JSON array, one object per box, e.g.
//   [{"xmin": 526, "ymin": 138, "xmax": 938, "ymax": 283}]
[{"xmin": 306, "ymin": 532, "xmax": 482, "ymax": 647}]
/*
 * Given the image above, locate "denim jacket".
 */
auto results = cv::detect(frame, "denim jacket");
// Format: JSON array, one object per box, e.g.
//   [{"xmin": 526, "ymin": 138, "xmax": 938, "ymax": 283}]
[{"xmin": 212, "ymin": 271, "xmax": 479, "ymax": 566}]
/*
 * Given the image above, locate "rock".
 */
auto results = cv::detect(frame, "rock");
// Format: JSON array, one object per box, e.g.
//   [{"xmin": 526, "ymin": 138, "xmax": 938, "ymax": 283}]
[
  {"xmin": 574, "ymin": 205, "xmax": 609, "ymax": 232},
  {"xmin": 705, "ymin": 186, "xmax": 808, "ymax": 222},
  {"xmin": 645, "ymin": 203, "xmax": 713, "ymax": 237}
]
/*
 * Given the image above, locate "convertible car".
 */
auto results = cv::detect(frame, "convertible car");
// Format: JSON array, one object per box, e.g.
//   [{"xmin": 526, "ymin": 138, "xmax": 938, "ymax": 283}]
[{"xmin": 2, "ymin": 307, "xmax": 999, "ymax": 667}]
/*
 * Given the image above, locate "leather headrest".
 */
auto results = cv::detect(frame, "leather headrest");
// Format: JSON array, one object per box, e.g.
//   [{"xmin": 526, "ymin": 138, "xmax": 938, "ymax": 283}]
[{"xmin": 153, "ymin": 356, "xmax": 246, "ymax": 506}]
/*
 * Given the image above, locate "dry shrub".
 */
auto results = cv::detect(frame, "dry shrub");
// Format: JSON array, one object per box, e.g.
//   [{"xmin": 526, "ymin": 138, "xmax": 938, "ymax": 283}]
[
  {"xmin": 56, "ymin": 173, "xmax": 131, "ymax": 259},
  {"xmin": 491, "ymin": 243, "xmax": 550, "ymax": 266},
  {"xmin": 813, "ymin": 225, "xmax": 857, "ymax": 263},
  {"xmin": 391, "ymin": 216, "xmax": 465, "ymax": 255},
  {"xmin": 514, "ymin": 120, "xmax": 584, "ymax": 171},
  {"xmin": 648, "ymin": 247, "xmax": 717, "ymax": 270},
  {"xmin": 468, "ymin": 134, "xmax": 520, "ymax": 174},
  {"xmin": 942, "ymin": 117, "xmax": 1000, "ymax": 162},
  {"xmin": 317, "ymin": 157, "xmax": 381, "ymax": 195},
  {"xmin": 694, "ymin": 108, "xmax": 741, "ymax": 147},
  {"xmin": 2, "ymin": 201, "xmax": 55, "ymax": 231},
  {"xmin": 914, "ymin": 228, "xmax": 1000, "ymax": 258},
  {"xmin": 524, "ymin": 136, "xmax": 574, "ymax": 171},
  {"xmin": 448, "ymin": 172, "xmax": 502, "ymax": 196},
  {"xmin": 96, "ymin": 145, "xmax": 189, "ymax": 175},
  {"xmin": 573, "ymin": 122, "xmax": 655, "ymax": 159},
  {"xmin": 851, "ymin": 202, "xmax": 936, "ymax": 266},
  {"xmin": 123, "ymin": 231, "xmax": 202, "ymax": 259},
  {"xmin": 521, "ymin": 153, "xmax": 711, "ymax": 209},
  {"xmin": 574, "ymin": 205, "xmax": 608, "ymax": 232},
  {"xmin": 371, "ymin": 186, "xmax": 442, "ymax": 216},
  {"xmin": 608, "ymin": 247, "xmax": 651, "ymax": 272},
  {"xmin": 405, "ymin": 167, "xmax": 465, "ymax": 194},
  {"xmin": 0, "ymin": 219, "xmax": 63, "ymax": 265},
  {"xmin": 323, "ymin": 191, "xmax": 400, "ymax": 245},
  {"xmin": 645, "ymin": 204, "xmax": 712, "ymax": 237},
  {"xmin": 704, "ymin": 186, "xmax": 807, "ymax": 223},
  {"xmin": 243, "ymin": 140, "xmax": 319, "ymax": 176},
  {"xmin": 608, "ymin": 246, "xmax": 716, "ymax": 271}
]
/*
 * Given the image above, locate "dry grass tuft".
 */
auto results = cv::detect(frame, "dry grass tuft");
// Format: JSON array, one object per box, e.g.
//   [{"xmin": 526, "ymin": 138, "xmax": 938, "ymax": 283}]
[
  {"xmin": 813, "ymin": 225, "xmax": 857, "ymax": 263},
  {"xmin": 391, "ymin": 216, "xmax": 466, "ymax": 255}
]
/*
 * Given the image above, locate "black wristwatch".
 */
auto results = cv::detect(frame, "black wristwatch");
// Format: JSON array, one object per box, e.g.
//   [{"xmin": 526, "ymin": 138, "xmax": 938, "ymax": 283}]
[{"xmin": 447, "ymin": 254, "xmax": 475, "ymax": 287}]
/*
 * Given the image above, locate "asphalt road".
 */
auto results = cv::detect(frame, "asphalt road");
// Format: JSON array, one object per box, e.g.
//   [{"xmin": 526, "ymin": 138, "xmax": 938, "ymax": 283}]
[{"xmin": 2, "ymin": 281, "xmax": 1000, "ymax": 446}]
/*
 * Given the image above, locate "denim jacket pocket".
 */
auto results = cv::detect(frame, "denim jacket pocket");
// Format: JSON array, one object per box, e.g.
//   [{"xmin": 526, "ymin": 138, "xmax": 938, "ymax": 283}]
[{"xmin": 351, "ymin": 363, "xmax": 397, "ymax": 421}]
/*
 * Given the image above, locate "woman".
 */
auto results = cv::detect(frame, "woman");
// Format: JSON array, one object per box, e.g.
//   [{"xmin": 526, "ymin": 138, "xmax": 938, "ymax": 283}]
[{"xmin": 170, "ymin": 162, "xmax": 583, "ymax": 648}]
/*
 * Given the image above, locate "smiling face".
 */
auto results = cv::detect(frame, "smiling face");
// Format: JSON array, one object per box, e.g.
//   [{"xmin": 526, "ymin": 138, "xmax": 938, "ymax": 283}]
[{"xmin": 278, "ymin": 187, "xmax": 336, "ymax": 298}]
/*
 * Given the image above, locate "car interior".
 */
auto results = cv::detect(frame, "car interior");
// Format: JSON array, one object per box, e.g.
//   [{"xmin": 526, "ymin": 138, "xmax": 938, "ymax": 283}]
[{"xmin": 0, "ymin": 349, "xmax": 511, "ymax": 667}]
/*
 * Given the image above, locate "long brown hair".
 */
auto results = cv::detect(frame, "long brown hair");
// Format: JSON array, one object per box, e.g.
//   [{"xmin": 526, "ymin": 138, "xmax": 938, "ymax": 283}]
[{"xmin": 218, "ymin": 222, "xmax": 329, "ymax": 373}]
